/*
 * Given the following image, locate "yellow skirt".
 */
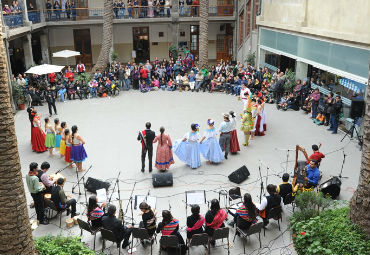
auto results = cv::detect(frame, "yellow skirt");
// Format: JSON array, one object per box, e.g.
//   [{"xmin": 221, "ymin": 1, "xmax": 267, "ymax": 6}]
[{"xmin": 60, "ymin": 139, "xmax": 66, "ymax": 156}]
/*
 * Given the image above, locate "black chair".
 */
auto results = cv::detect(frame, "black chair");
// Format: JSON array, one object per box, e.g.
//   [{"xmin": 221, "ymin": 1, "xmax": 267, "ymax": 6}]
[
  {"xmin": 44, "ymin": 199, "xmax": 66, "ymax": 227},
  {"xmin": 264, "ymin": 206, "xmax": 282, "ymax": 236},
  {"xmin": 131, "ymin": 228, "xmax": 157, "ymax": 255},
  {"xmin": 283, "ymin": 193, "xmax": 296, "ymax": 211},
  {"xmin": 209, "ymin": 227, "xmax": 230, "ymax": 255},
  {"xmin": 159, "ymin": 235, "xmax": 181, "ymax": 255},
  {"xmin": 186, "ymin": 233, "xmax": 209, "ymax": 255},
  {"xmin": 77, "ymin": 218, "xmax": 100, "ymax": 251},
  {"xmin": 233, "ymin": 222, "xmax": 264, "ymax": 253},
  {"xmin": 101, "ymin": 228, "xmax": 121, "ymax": 255},
  {"xmin": 228, "ymin": 187, "xmax": 242, "ymax": 203}
]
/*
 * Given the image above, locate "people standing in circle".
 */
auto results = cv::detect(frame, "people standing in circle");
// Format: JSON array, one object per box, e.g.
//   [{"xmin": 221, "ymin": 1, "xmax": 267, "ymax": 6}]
[
  {"xmin": 59, "ymin": 122, "xmax": 67, "ymax": 157},
  {"xmin": 137, "ymin": 122, "xmax": 156, "ymax": 173},
  {"xmin": 229, "ymin": 111, "xmax": 240, "ymax": 154},
  {"xmin": 44, "ymin": 117, "xmax": 55, "ymax": 156},
  {"xmin": 153, "ymin": 126, "xmax": 174, "ymax": 171},
  {"xmin": 173, "ymin": 123, "xmax": 201, "ymax": 169},
  {"xmin": 70, "ymin": 125, "xmax": 88, "ymax": 172},
  {"xmin": 31, "ymin": 111, "xmax": 47, "ymax": 153},
  {"xmin": 199, "ymin": 119, "xmax": 224, "ymax": 164},
  {"xmin": 219, "ymin": 113, "xmax": 233, "ymax": 159},
  {"xmin": 54, "ymin": 118, "xmax": 62, "ymax": 150}
]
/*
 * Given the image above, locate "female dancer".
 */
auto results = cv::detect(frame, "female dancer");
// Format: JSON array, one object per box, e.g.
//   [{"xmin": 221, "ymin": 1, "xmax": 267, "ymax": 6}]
[
  {"xmin": 153, "ymin": 127, "xmax": 174, "ymax": 171},
  {"xmin": 173, "ymin": 123, "xmax": 201, "ymax": 169},
  {"xmin": 199, "ymin": 119, "xmax": 224, "ymax": 164},
  {"xmin": 27, "ymin": 107, "xmax": 35, "ymax": 145},
  {"xmin": 87, "ymin": 195, "xmax": 106, "ymax": 229},
  {"xmin": 229, "ymin": 111, "xmax": 241, "ymax": 153},
  {"xmin": 139, "ymin": 202, "xmax": 157, "ymax": 239},
  {"xmin": 250, "ymin": 98, "xmax": 258, "ymax": 140},
  {"xmin": 54, "ymin": 118, "xmax": 62, "ymax": 150},
  {"xmin": 240, "ymin": 104, "xmax": 254, "ymax": 146},
  {"xmin": 254, "ymin": 99, "xmax": 265, "ymax": 136},
  {"xmin": 59, "ymin": 122, "xmax": 67, "ymax": 157},
  {"xmin": 44, "ymin": 117, "xmax": 55, "ymax": 156},
  {"xmin": 70, "ymin": 125, "xmax": 88, "ymax": 172},
  {"xmin": 31, "ymin": 111, "xmax": 47, "ymax": 153},
  {"xmin": 64, "ymin": 129, "xmax": 73, "ymax": 167}
]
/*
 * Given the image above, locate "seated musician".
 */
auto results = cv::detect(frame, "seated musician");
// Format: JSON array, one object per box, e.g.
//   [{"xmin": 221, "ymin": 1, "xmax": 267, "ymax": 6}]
[
  {"xmin": 235, "ymin": 193, "xmax": 258, "ymax": 231},
  {"xmin": 139, "ymin": 202, "xmax": 157, "ymax": 239},
  {"xmin": 156, "ymin": 210, "xmax": 185, "ymax": 250},
  {"xmin": 51, "ymin": 178, "xmax": 79, "ymax": 218},
  {"xmin": 303, "ymin": 160, "xmax": 321, "ymax": 188},
  {"xmin": 308, "ymin": 144, "xmax": 325, "ymax": 165},
  {"xmin": 87, "ymin": 195, "xmax": 106, "ymax": 229},
  {"xmin": 205, "ymin": 199, "xmax": 227, "ymax": 246},
  {"xmin": 37, "ymin": 161, "xmax": 55, "ymax": 194},
  {"xmin": 277, "ymin": 173, "xmax": 298, "ymax": 204},
  {"xmin": 102, "ymin": 204, "xmax": 132, "ymax": 249},
  {"xmin": 258, "ymin": 184, "xmax": 283, "ymax": 226},
  {"xmin": 186, "ymin": 204, "xmax": 205, "ymax": 239}
]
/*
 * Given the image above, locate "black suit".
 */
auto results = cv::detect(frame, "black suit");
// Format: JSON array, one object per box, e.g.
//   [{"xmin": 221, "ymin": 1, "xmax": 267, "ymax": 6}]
[
  {"xmin": 137, "ymin": 129, "xmax": 155, "ymax": 171},
  {"xmin": 102, "ymin": 215, "xmax": 132, "ymax": 245}
]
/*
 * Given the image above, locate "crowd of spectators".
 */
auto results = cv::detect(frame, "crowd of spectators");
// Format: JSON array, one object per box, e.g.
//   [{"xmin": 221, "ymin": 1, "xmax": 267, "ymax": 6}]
[{"xmin": 2, "ymin": 1, "xmax": 22, "ymax": 15}]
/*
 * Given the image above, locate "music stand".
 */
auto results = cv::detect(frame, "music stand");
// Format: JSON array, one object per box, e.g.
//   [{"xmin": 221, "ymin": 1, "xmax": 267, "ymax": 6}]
[
  {"xmin": 134, "ymin": 195, "xmax": 157, "ymax": 210},
  {"xmin": 185, "ymin": 190, "xmax": 206, "ymax": 217},
  {"xmin": 72, "ymin": 165, "xmax": 92, "ymax": 195}
]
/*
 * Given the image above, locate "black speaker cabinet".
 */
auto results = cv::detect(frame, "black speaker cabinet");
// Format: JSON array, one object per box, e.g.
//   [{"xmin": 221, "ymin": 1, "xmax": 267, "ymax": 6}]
[
  {"xmin": 350, "ymin": 99, "xmax": 365, "ymax": 119},
  {"xmin": 320, "ymin": 176, "xmax": 342, "ymax": 199},
  {"xmin": 228, "ymin": 165, "xmax": 250, "ymax": 184},
  {"xmin": 85, "ymin": 177, "xmax": 111, "ymax": 193},
  {"xmin": 152, "ymin": 172, "xmax": 173, "ymax": 187}
]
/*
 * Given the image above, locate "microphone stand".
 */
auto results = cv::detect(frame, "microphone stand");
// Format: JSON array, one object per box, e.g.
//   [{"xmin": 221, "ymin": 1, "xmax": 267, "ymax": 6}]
[
  {"xmin": 108, "ymin": 172, "xmax": 121, "ymax": 204},
  {"xmin": 55, "ymin": 164, "xmax": 70, "ymax": 174},
  {"xmin": 258, "ymin": 162, "xmax": 264, "ymax": 204},
  {"xmin": 338, "ymin": 150, "xmax": 349, "ymax": 179},
  {"xmin": 125, "ymin": 181, "xmax": 137, "ymax": 227},
  {"xmin": 72, "ymin": 165, "xmax": 92, "ymax": 195}
]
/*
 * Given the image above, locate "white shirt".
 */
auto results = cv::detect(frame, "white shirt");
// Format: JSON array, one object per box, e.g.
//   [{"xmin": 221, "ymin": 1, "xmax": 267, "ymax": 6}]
[
  {"xmin": 240, "ymin": 87, "xmax": 251, "ymax": 99},
  {"xmin": 203, "ymin": 127, "xmax": 218, "ymax": 139},
  {"xmin": 184, "ymin": 132, "xmax": 200, "ymax": 142},
  {"xmin": 257, "ymin": 196, "xmax": 284, "ymax": 211}
]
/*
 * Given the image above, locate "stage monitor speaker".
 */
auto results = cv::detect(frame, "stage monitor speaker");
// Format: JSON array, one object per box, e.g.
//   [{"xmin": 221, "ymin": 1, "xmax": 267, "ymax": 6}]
[
  {"xmin": 350, "ymin": 99, "xmax": 365, "ymax": 119},
  {"xmin": 228, "ymin": 165, "xmax": 250, "ymax": 184},
  {"xmin": 152, "ymin": 172, "xmax": 173, "ymax": 187},
  {"xmin": 85, "ymin": 177, "xmax": 111, "ymax": 193},
  {"xmin": 320, "ymin": 176, "xmax": 341, "ymax": 199}
]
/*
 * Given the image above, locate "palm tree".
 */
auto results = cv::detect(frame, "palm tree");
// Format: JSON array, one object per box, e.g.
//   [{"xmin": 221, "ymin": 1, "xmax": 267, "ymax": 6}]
[
  {"xmin": 199, "ymin": 0, "xmax": 209, "ymax": 67},
  {"xmin": 349, "ymin": 60, "xmax": 370, "ymax": 237},
  {"xmin": 0, "ymin": 20, "xmax": 37, "ymax": 254},
  {"xmin": 92, "ymin": 0, "xmax": 114, "ymax": 73}
]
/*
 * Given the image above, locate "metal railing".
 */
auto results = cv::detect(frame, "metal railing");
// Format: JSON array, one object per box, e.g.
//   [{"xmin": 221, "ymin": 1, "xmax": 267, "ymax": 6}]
[
  {"xmin": 3, "ymin": 13, "xmax": 23, "ymax": 28},
  {"xmin": 179, "ymin": 5, "xmax": 234, "ymax": 17},
  {"xmin": 28, "ymin": 11, "xmax": 41, "ymax": 24}
]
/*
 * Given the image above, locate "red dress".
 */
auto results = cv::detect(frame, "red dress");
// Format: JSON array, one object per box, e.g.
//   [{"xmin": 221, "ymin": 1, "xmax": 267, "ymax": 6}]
[
  {"xmin": 65, "ymin": 143, "xmax": 72, "ymax": 163},
  {"xmin": 153, "ymin": 134, "xmax": 174, "ymax": 170},
  {"xmin": 230, "ymin": 130, "xmax": 241, "ymax": 153},
  {"xmin": 31, "ymin": 117, "xmax": 47, "ymax": 152},
  {"xmin": 254, "ymin": 115, "xmax": 265, "ymax": 136}
]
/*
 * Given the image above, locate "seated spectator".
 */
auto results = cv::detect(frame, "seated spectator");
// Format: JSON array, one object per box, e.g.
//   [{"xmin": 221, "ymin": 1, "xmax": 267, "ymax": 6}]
[
  {"xmin": 195, "ymin": 71, "xmax": 203, "ymax": 92},
  {"xmin": 182, "ymin": 73, "xmax": 190, "ymax": 91},
  {"xmin": 175, "ymin": 73, "xmax": 183, "ymax": 91},
  {"xmin": 314, "ymin": 113, "xmax": 325, "ymax": 125},
  {"xmin": 140, "ymin": 80, "xmax": 150, "ymax": 93},
  {"xmin": 167, "ymin": 78, "xmax": 176, "ymax": 91},
  {"xmin": 188, "ymin": 71, "xmax": 196, "ymax": 92},
  {"xmin": 159, "ymin": 77, "xmax": 167, "ymax": 91},
  {"xmin": 186, "ymin": 204, "xmax": 205, "ymax": 239},
  {"xmin": 151, "ymin": 77, "xmax": 160, "ymax": 91},
  {"xmin": 284, "ymin": 93, "xmax": 299, "ymax": 111},
  {"xmin": 89, "ymin": 79, "xmax": 98, "ymax": 98}
]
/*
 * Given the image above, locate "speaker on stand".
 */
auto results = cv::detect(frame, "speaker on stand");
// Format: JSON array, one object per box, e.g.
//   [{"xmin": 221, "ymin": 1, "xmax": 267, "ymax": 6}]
[{"xmin": 341, "ymin": 98, "xmax": 364, "ymax": 147}]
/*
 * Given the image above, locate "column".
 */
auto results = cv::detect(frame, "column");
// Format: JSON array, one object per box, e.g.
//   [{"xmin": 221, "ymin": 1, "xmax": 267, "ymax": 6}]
[
  {"xmin": 19, "ymin": 0, "xmax": 30, "ymax": 24},
  {"xmin": 40, "ymin": 32, "xmax": 50, "ymax": 64},
  {"xmin": 171, "ymin": 0, "xmax": 179, "ymax": 51},
  {"xmin": 23, "ymin": 33, "xmax": 35, "ymax": 68},
  {"xmin": 295, "ymin": 61, "xmax": 308, "ymax": 81},
  {"xmin": 258, "ymin": 48, "xmax": 266, "ymax": 68},
  {"xmin": 4, "ymin": 39, "xmax": 16, "ymax": 112},
  {"xmin": 36, "ymin": 0, "xmax": 46, "ymax": 22}
]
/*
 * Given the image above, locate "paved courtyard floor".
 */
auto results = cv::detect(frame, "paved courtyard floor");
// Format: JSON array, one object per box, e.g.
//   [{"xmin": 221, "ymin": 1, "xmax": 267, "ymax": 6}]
[{"xmin": 15, "ymin": 90, "xmax": 362, "ymax": 255}]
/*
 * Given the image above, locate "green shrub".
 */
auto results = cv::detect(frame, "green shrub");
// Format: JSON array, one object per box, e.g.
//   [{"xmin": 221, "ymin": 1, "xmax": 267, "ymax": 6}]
[
  {"xmin": 290, "ymin": 207, "xmax": 370, "ymax": 255},
  {"xmin": 74, "ymin": 72, "xmax": 91, "ymax": 84},
  {"xmin": 283, "ymin": 69, "xmax": 296, "ymax": 92},
  {"xmin": 34, "ymin": 235, "xmax": 95, "ymax": 255}
]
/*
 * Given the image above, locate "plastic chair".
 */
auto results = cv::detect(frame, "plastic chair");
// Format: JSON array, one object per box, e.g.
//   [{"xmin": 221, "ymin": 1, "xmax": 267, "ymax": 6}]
[
  {"xmin": 209, "ymin": 227, "xmax": 230, "ymax": 255},
  {"xmin": 77, "ymin": 218, "xmax": 100, "ymax": 250},
  {"xmin": 159, "ymin": 235, "xmax": 180, "ymax": 255},
  {"xmin": 233, "ymin": 222, "xmax": 264, "ymax": 253},
  {"xmin": 101, "ymin": 228, "xmax": 121, "ymax": 255},
  {"xmin": 44, "ymin": 199, "xmax": 66, "ymax": 227},
  {"xmin": 264, "ymin": 206, "xmax": 282, "ymax": 236},
  {"xmin": 187, "ymin": 233, "xmax": 209, "ymax": 254},
  {"xmin": 131, "ymin": 228, "xmax": 157, "ymax": 255}
]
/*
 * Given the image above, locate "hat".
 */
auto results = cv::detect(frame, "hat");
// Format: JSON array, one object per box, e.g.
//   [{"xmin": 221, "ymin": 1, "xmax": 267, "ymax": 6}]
[{"xmin": 223, "ymin": 113, "xmax": 230, "ymax": 119}]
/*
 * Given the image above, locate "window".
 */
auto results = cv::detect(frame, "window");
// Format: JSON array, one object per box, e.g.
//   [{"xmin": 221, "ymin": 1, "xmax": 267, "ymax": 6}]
[
  {"xmin": 246, "ymin": 0, "xmax": 251, "ymax": 38},
  {"xmin": 190, "ymin": 25, "xmax": 199, "ymax": 52},
  {"xmin": 238, "ymin": 10, "xmax": 244, "ymax": 46},
  {"xmin": 217, "ymin": 35, "xmax": 225, "ymax": 52}
]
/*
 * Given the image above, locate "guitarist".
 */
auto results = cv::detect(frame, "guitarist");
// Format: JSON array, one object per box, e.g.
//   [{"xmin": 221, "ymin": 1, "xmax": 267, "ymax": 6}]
[{"xmin": 137, "ymin": 122, "xmax": 156, "ymax": 173}]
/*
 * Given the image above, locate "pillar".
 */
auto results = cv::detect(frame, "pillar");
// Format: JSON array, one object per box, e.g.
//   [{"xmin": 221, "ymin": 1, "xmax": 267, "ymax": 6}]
[
  {"xmin": 19, "ymin": 0, "xmax": 30, "ymax": 24},
  {"xmin": 171, "ymin": 0, "xmax": 179, "ymax": 51},
  {"xmin": 4, "ymin": 39, "xmax": 16, "ymax": 112},
  {"xmin": 258, "ymin": 48, "xmax": 266, "ymax": 68},
  {"xmin": 23, "ymin": 33, "xmax": 35, "ymax": 68},
  {"xmin": 40, "ymin": 33, "xmax": 50, "ymax": 64},
  {"xmin": 295, "ymin": 61, "xmax": 308, "ymax": 81}
]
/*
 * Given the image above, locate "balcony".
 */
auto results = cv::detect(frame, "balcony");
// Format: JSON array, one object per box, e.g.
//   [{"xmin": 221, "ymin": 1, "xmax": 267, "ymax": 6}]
[
  {"xmin": 28, "ymin": 11, "xmax": 41, "ymax": 24},
  {"xmin": 3, "ymin": 13, "xmax": 23, "ymax": 28},
  {"xmin": 179, "ymin": 5, "xmax": 234, "ymax": 17}
]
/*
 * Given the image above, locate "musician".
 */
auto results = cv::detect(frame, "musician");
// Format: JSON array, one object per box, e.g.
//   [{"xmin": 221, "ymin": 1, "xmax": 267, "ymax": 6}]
[
  {"xmin": 139, "ymin": 202, "xmax": 157, "ymax": 238},
  {"xmin": 308, "ymin": 144, "xmax": 325, "ymax": 165},
  {"xmin": 51, "ymin": 178, "xmax": 79, "ymax": 218},
  {"xmin": 26, "ymin": 162, "xmax": 48, "ymax": 225},
  {"xmin": 277, "ymin": 173, "xmax": 298, "ymax": 204},
  {"xmin": 258, "ymin": 184, "xmax": 283, "ymax": 226},
  {"xmin": 186, "ymin": 204, "xmax": 205, "ymax": 239},
  {"xmin": 229, "ymin": 193, "xmax": 258, "ymax": 232},
  {"xmin": 102, "ymin": 205, "xmax": 132, "ymax": 249},
  {"xmin": 87, "ymin": 195, "xmax": 107, "ymax": 229},
  {"xmin": 37, "ymin": 161, "xmax": 55, "ymax": 194},
  {"xmin": 205, "ymin": 199, "xmax": 227, "ymax": 246},
  {"xmin": 156, "ymin": 210, "xmax": 185, "ymax": 251},
  {"xmin": 137, "ymin": 122, "xmax": 156, "ymax": 172},
  {"xmin": 304, "ymin": 160, "xmax": 321, "ymax": 188}
]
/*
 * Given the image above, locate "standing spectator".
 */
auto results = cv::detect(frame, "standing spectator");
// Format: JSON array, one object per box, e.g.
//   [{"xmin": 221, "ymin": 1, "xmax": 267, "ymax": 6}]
[
  {"xmin": 127, "ymin": 0, "xmax": 133, "ymax": 19},
  {"xmin": 133, "ymin": 0, "xmax": 139, "ymax": 18},
  {"xmin": 113, "ymin": 1, "xmax": 119, "ymax": 18},
  {"xmin": 76, "ymin": 61, "xmax": 86, "ymax": 74},
  {"xmin": 46, "ymin": 0, "xmax": 52, "ymax": 20},
  {"xmin": 142, "ymin": 0, "xmax": 148, "ymax": 17},
  {"xmin": 45, "ymin": 86, "xmax": 57, "ymax": 117},
  {"xmin": 119, "ymin": 0, "xmax": 125, "ymax": 19},
  {"xmin": 132, "ymin": 65, "xmax": 140, "ymax": 89},
  {"xmin": 65, "ymin": 0, "xmax": 71, "ymax": 19},
  {"xmin": 328, "ymin": 95, "xmax": 342, "ymax": 134},
  {"xmin": 54, "ymin": 0, "xmax": 61, "ymax": 20},
  {"xmin": 310, "ymin": 88, "xmax": 320, "ymax": 119},
  {"xmin": 179, "ymin": 0, "xmax": 184, "ymax": 16},
  {"xmin": 71, "ymin": 1, "xmax": 77, "ymax": 20}
]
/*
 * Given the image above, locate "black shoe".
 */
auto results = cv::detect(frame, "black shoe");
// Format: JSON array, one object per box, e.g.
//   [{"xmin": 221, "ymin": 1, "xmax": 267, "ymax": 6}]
[
  {"xmin": 225, "ymin": 153, "xmax": 228, "ymax": 160},
  {"xmin": 40, "ymin": 219, "xmax": 49, "ymax": 225},
  {"xmin": 210, "ymin": 240, "xmax": 215, "ymax": 247},
  {"xmin": 149, "ymin": 169, "xmax": 152, "ymax": 173},
  {"xmin": 71, "ymin": 212, "xmax": 80, "ymax": 218},
  {"xmin": 66, "ymin": 208, "xmax": 71, "ymax": 216},
  {"xmin": 122, "ymin": 240, "xmax": 131, "ymax": 249},
  {"xmin": 141, "ymin": 168, "xmax": 144, "ymax": 173}
]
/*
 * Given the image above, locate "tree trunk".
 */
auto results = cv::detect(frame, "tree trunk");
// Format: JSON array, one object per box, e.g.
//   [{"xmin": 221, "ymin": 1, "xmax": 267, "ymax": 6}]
[
  {"xmin": 199, "ymin": 0, "xmax": 209, "ymax": 68},
  {"xmin": 92, "ymin": 0, "xmax": 114, "ymax": 73},
  {"xmin": 0, "ymin": 20, "xmax": 37, "ymax": 254},
  {"xmin": 349, "ymin": 59, "xmax": 370, "ymax": 237}
]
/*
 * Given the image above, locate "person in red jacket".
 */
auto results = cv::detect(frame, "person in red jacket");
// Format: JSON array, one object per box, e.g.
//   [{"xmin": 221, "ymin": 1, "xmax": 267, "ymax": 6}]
[{"xmin": 140, "ymin": 66, "xmax": 149, "ymax": 84}]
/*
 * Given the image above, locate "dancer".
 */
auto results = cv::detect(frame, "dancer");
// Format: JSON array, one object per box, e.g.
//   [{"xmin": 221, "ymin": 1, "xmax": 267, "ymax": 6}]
[
  {"xmin": 254, "ymin": 99, "xmax": 265, "ymax": 136},
  {"xmin": 137, "ymin": 122, "xmax": 156, "ymax": 173},
  {"xmin": 44, "ymin": 117, "xmax": 55, "ymax": 156},
  {"xmin": 199, "ymin": 119, "xmax": 224, "ymax": 164},
  {"xmin": 173, "ymin": 123, "xmax": 201, "ymax": 169},
  {"xmin": 239, "ymin": 83, "xmax": 251, "ymax": 107},
  {"xmin": 59, "ymin": 122, "xmax": 67, "ymax": 156},
  {"xmin": 31, "ymin": 111, "xmax": 47, "ymax": 153},
  {"xmin": 240, "ymin": 104, "xmax": 254, "ymax": 146},
  {"xmin": 27, "ymin": 107, "xmax": 35, "ymax": 145},
  {"xmin": 54, "ymin": 118, "xmax": 62, "ymax": 150},
  {"xmin": 229, "ymin": 111, "xmax": 240, "ymax": 153},
  {"xmin": 70, "ymin": 125, "xmax": 87, "ymax": 172},
  {"xmin": 153, "ymin": 127, "xmax": 174, "ymax": 171},
  {"xmin": 250, "ymin": 98, "xmax": 258, "ymax": 140},
  {"xmin": 219, "ymin": 113, "xmax": 233, "ymax": 159},
  {"xmin": 64, "ymin": 129, "xmax": 73, "ymax": 166}
]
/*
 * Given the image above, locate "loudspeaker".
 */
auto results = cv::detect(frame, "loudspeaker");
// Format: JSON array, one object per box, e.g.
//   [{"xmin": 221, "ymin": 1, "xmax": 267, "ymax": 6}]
[
  {"xmin": 320, "ymin": 176, "xmax": 342, "ymax": 199},
  {"xmin": 84, "ymin": 177, "xmax": 111, "ymax": 193},
  {"xmin": 152, "ymin": 172, "xmax": 173, "ymax": 187},
  {"xmin": 228, "ymin": 165, "xmax": 250, "ymax": 184},
  {"xmin": 350, "ymin": 99, "xmax": 365, "ymax": 119}
]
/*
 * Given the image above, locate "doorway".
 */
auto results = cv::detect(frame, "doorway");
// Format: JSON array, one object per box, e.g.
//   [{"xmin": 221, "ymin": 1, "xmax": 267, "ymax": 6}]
[
  {"xmin": 132, "ymin": 27, "xmax": 150, "ymax": 63},
  {"xmin": 73, "ymin": 29, "xmax": 93, "ymax": 69}
]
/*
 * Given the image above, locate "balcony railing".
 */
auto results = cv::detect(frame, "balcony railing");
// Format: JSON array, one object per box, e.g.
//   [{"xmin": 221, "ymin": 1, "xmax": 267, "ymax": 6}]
[
  {"xmin": 28, "ymin": 11, "xmax": 41, "ymax": 24},
  {"xmin": 179, "ymin": 5, "xmax": 234, "ymax": 17},
  {"xmin": 3, "ymin": 13, "xmax": 23, "ymax": 28}
]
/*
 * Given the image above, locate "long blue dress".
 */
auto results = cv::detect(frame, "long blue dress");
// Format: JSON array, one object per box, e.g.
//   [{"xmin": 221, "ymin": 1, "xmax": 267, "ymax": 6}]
[{"xmin": 173, "ymin": 131, "xmax": 201, "ymax": 169}]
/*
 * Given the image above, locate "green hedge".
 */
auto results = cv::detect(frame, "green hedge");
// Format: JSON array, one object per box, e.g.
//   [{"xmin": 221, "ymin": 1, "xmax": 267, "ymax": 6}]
[
  {"xmin": 290, "ymin": 207, "xmax": 370, "ymax": 255},
  {"xmin": 34, "ymin": 235, "xmax": 95, "ymax": 255}
]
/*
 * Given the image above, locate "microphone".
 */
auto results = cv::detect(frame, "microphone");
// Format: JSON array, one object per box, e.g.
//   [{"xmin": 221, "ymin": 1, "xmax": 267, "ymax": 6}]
[{"xmin": 168, "ymin": 200, "xmax": 171, "ymax": 211}]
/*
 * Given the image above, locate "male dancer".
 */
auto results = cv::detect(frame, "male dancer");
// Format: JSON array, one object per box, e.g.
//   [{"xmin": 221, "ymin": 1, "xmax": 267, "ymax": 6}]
[
  {"xmin": 239, "ymin": 83, "xmax": 251, "ymax": 107},
  {"xmin": 219, "ymin": 113, "xmax": 233, "ymax": 159},
  {"xmin": 137, "ymin": 122, "xmax": 155, "ymax": 172}
]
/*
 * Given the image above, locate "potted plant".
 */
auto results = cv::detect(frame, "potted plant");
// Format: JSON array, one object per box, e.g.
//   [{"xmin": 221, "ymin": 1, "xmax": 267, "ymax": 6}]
[{"xmin": 12, "ymin": 82, "xmax": 26, "ymax": 110}]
